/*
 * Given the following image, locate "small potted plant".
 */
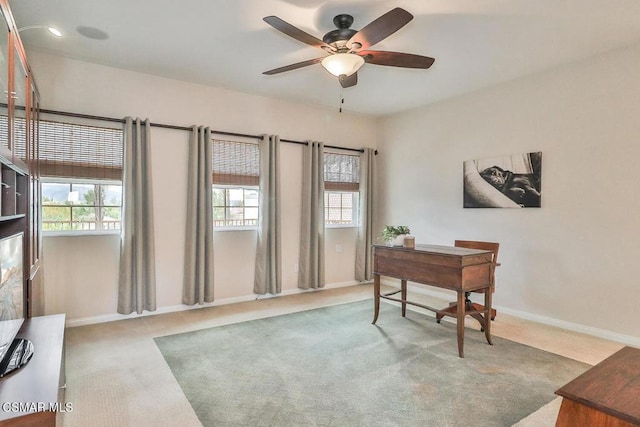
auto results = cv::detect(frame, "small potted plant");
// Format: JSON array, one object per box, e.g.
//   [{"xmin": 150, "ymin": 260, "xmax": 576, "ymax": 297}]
[{"xmin": 380, "ymin": 225, "xmax": 411, "ymax": 246}]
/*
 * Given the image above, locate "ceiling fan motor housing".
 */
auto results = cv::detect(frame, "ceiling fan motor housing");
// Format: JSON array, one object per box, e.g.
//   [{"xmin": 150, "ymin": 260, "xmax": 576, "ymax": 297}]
[{"xmin": 322, "ymin": 14, "xmax": 358, "ymax": 46}]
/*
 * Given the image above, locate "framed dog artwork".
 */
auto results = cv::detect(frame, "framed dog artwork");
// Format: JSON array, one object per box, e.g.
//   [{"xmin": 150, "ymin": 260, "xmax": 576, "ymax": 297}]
[{"xmin": 463, "ymin": 151, "xmax": 542, "ymax": 208}]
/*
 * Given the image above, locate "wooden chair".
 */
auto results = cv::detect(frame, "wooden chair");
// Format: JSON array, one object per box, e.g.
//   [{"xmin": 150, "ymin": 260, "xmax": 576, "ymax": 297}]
[{"xmin": 435, "ymin": 240, "xmax": 500, "ymax": 331}]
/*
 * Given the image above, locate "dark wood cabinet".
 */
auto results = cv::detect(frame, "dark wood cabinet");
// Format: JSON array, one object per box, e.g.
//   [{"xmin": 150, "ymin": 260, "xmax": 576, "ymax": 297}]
[
  {"xmin": 0, "ymin": 3, "xmax": 58, "ymax": 425},
  {"xmin": 0, "ymin": 0, "xmax": 42, "ymax": 315}
]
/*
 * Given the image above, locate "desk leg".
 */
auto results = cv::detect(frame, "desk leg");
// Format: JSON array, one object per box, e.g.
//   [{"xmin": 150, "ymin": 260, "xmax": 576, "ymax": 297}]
[
  {"xmin": 401, "ymin": 280, "xmax": 407, "ymax": 317},
  {"xmin": 456, "ymin": 291, "xmax": 465, "ymax": 358},
  {"xmin": 484, "ymin": 287, "xmax": 493, "ymax": 346},
  {"xmin": 372, "ymin": 273, "xmax": 380, "ymax": 324}
]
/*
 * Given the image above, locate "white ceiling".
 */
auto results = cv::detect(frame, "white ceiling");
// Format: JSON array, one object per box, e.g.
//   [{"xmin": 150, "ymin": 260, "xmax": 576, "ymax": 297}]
[{"xmin": 9, "ymin": 0, "xmax": 640, "ymax": 116}]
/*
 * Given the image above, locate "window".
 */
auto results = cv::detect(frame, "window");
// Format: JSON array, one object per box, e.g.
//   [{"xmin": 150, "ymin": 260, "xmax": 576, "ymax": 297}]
[
  {"xmin": 38, "ymin": 119, "xmax": 123, "ymax": 233},
  {"xmin": 213, "ymin": 186, "xmax": 258, "ymax": 227},
  {"xmin": 325, "ymin": 191, "xmax": 359, "ymax": 226},
  {"xmin": 324, "ymin": 152, "xmax": 360, "ymax": 227},
  {"xmin": 42, "ymin": 180, "xmax": 122, "ymax": 231},
  {"xmin": 212, "ymin": 139, "xmax": 260, "ymax": 229}
]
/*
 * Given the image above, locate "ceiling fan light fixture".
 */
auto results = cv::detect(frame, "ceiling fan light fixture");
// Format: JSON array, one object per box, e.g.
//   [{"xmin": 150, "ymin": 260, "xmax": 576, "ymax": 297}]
[{"xmin": 321, "ymin": 53, "xmax": 364, "ymax": 77}]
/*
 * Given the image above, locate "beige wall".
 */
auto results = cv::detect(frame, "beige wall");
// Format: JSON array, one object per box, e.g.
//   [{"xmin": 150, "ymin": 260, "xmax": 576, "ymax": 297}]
[
  {"xmin": 30, "ymin": 51, "xmax": 376, "ymax": 322},
  {"xmin": 377, "ymin": 42, "xmax": 640, "ymax": 343},
  {"xmin": 31, "ymin": 42, "xmax": 640, "ymax": 345}
]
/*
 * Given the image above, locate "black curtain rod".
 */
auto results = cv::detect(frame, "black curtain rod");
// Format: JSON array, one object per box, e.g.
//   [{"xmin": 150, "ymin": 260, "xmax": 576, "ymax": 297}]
[{"xmin": 39, "ymin": 108, "xmax": 366, "ymax": 154}]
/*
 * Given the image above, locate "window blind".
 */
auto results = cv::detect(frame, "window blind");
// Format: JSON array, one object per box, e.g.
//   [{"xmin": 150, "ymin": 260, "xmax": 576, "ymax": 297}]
[
  {"xmin": 0, "ymin": 115, "xmax": 27, "ymax": 160},
  {"xmin": 38, "ymin": 119, "xmax": 123, "ymax": 180},
  {"xmin": 212, "ymin": 139, "xmax": 260, "ymax": 186},
  {"xmin": 324, "ymin": 152, "xmax": 360, "ymax": 191}
]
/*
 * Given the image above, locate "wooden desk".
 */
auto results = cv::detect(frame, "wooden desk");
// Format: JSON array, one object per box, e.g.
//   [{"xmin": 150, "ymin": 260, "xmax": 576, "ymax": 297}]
[
  {"xmin": 555, "ymin": 346, "xmax": 640, "ymax": 426},
  {"xmin": 372, "ymin": 244, "xmax": 495, "ymax": 358}
]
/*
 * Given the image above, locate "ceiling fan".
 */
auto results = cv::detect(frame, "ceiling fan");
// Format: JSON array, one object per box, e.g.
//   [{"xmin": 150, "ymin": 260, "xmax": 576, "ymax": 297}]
[{"xmin": 262, "ymin": 7, "xmax": 435, "ymax": 88}]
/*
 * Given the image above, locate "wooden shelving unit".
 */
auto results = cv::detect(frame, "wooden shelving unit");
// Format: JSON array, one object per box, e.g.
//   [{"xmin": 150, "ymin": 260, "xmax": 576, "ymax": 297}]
[
  {"xmin": 0, "ymin": 161, "xmax": 27, "ymax": 218},
  {"xmin": 0, "ymin": 2, "xmax": 57, "ymax": 426},
  {"xmin": 0, "ymin": 0, "xmax": 42, "ymax": 315}
]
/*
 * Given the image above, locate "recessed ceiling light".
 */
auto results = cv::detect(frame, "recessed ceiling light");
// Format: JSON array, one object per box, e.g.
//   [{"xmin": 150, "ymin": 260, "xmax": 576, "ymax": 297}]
[
  {"xmin": 47, "ymin": 27, "xmax": 63, "ymax": 37},
  {"xmin": 76, "ymin": 25, "xmax": 109, "ymax": 40}
]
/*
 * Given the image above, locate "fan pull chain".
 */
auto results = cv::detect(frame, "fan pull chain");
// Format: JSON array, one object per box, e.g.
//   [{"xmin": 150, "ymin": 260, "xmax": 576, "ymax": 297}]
[{"xmin": 339, "ymin": 86, "xmax": 344, "ymax": 113}]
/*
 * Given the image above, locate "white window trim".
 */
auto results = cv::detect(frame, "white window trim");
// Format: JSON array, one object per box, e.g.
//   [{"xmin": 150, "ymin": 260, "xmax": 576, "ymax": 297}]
[
  {"xmin": 214, "ymin": 226, "xmax": 258, "ymax": 232},
  {"xmin": 325, "ymin": 223, "xmax": 359, "ymax": 230},
  {"xmin": 44, "ymin": 229, "xmax": 121, "ymax": 237},
  {"xmin": 42, "ymin": 177, "xmax": 122, "ymax": 186},
  {"xmin": 324, "ymin": 224, "xmax": 358, "ymax": 229}
]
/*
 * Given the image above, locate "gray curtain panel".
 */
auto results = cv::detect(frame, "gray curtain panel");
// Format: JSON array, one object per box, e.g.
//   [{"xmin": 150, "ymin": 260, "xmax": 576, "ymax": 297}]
[
  {"xmin": 254, "ymin": 135, "xmax": 282, "ymax": 295},
  {"xmin": 356, "ymin": 148, "xmax": 375, "ymax": 282},
  {"xmin": 183, "ymin": 126, "xmax": 214, "ymax": 305},
  {"xmin": 298, "ymin": 141, "xmax": 325, "ymax": 289},
  {"xmin": 118, "ymin": 117, "xmax": 156, "ymax": 314}
]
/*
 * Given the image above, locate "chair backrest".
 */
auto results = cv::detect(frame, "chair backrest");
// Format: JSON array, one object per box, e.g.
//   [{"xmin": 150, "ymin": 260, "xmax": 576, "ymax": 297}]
[{"xmin": 455, "ymin": 240, "xmax": 500, "ymax": 287}]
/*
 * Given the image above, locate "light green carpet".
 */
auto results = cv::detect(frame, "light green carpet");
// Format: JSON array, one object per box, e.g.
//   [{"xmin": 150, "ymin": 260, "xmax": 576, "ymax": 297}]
[{"xmin": 155, "ymin": 300, "xmax": 589, "ymax": 426}]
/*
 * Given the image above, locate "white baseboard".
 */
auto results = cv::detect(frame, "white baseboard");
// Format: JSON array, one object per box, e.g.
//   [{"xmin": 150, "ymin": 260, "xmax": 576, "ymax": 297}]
[
  {"xmin": 383, "ymin": 280, "xmax": 640, "ymax": 348},
  {"xmin": 67, "ymin": 278, "xmax": 640, "ymax": 348},
  {"xmin": 65, "ymin": 280, "xmax": 361, "ymax": 328},
  {"xmin": 495, "ymin": 306, "xmax": 640, "ymax": 348}
]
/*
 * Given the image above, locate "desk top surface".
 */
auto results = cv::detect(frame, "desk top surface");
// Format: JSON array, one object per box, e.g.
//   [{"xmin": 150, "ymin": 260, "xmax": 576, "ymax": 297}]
[
  {"xmin": 374, "ymin": 244, "xmax": 492, "ymax": 257},
  {"xmin": 555, "ymin": 346, "xmax": 640, "ymax": 424}
]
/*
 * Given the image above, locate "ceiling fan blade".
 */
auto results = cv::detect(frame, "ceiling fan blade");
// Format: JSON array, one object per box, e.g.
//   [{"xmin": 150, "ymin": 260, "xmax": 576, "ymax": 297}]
[
  {"xmin": 360, "ymin": 50, "xmax": 435, "ymax": 69},
  {"xmin": 264, "ymin": 16, "xmax": 334, "ymax": 51},
  {"xmin": 348, "ymin": 8, "xmax": 413, "ymax": 50},
  {"xmin": 339, "ymin": 73, "xmax": 358, "ymax": 88},
  {"xmin": 263, "ymin": 57, "xmax": 324, "ymax": 75}
]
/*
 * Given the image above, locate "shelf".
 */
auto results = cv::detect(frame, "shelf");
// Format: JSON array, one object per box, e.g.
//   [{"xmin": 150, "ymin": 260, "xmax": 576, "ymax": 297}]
[
  {"xmin": 0, "ymin": 146, "xmax": 28, "ymax": 175},
  {"xmin": 0, "ymin": 314, "xmax": 66, "ymax": 426},
  {"xmin": 0, "ymin": 213, "xmax": 24, "ymax": 222},
  {"xmin": 0, "ymin": 0, "xmax": 44, "ymax": 318}
]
